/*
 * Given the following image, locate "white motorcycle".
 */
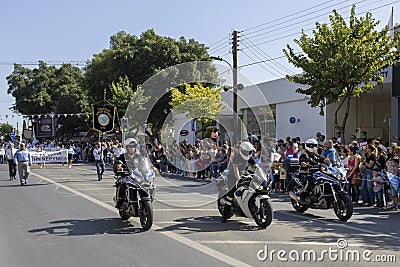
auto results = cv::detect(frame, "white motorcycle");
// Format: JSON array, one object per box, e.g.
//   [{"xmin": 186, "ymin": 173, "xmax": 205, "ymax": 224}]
[{"xmin": 216, "ymin": 166, "xmax": 273, "ymax": 228}]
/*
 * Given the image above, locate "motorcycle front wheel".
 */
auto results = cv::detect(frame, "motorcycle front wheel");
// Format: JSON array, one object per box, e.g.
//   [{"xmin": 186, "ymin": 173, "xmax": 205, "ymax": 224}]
[
  {"xmin": 252, "ymin": 199, "xmax": 273, "ymax": 228},
  {"xmin": 217, "ymin": 199, "xmax": 234, "ymax": 219},
  {"xmin": 119, "ymin": 206, "xmax": 131, "ymax": 221},
  {"xmin": 140, "ymin": 201, "xmax": 153, "ymax": 231},
  {"xmin": 333, "ymin": 194, "xmax": 353, "ymax": 221}
]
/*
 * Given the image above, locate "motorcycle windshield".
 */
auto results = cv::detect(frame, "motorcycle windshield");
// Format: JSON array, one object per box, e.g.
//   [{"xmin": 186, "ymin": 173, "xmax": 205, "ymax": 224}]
[
  {"xmin": 131, "ymin": 157, "xmax": 155, "ymax": 182},
  {"xmin": 251, "ymin": 167, "xmax": 269, "ymax": 189}
]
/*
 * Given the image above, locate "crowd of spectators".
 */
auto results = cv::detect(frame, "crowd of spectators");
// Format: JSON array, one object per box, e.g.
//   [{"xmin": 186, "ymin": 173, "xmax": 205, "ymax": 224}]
[
  {"xmin": 1, "ymin": 129, "xmax": 398, "ymax": 211},
  {"xmin": 269, "ymin": 131, "xmax": 400, "ymax": 211}
]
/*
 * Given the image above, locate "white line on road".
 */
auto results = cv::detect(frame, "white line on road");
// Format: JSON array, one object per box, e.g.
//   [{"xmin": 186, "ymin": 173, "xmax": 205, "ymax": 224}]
[
  {"xmin": 30, "ymin": 172, "xmax": 252, "ymax": 267},
  {"xmin": 196, "ymin": 240, "xmax": 374, "ymax": 247},
  {"xmin": 154, "ymin": 209, "xmax": 216, "ymax": 211}
]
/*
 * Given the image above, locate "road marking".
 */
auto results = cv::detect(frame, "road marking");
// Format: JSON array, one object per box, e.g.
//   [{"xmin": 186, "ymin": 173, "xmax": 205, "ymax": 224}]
[
  {"xmin": 74, "ymin": 188, "xmax": 113, "ymax": 191},
  {"xmin": 196, "ymin": 240, "xmax": 374, "ymax": 247},
  {"xmin": 30, "ymin": 172, "xmax": 252, "ymax": 267},
  {"xmin": 154, "ymin": 209, "xmax": 216, "ymax": 211},
  {"xmin": 273, "ymin": 210, "xmax": 398, "ymax": 237}
]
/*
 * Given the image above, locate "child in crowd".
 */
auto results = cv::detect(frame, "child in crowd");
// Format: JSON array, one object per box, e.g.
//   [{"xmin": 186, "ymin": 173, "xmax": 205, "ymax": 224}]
[
  {"xmin": 387, "ymin": 158, "xmax": 399, "ymax": 210},
  {"xmin": 372, "ymin": 167, "xmax": 385, "ymax": 209}
]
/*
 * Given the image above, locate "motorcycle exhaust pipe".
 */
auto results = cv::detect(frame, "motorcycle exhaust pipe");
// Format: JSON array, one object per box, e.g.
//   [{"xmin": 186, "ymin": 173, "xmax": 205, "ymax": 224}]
[{"xmin": 289, "ymin": 191, "xmax": 300, "ymax": 203}]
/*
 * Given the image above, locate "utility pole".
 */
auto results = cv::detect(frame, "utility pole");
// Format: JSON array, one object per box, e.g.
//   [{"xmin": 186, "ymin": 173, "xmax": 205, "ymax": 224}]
[{"xmin": 232, "ymin": 30, "xmax": 239, "ymax": 143}]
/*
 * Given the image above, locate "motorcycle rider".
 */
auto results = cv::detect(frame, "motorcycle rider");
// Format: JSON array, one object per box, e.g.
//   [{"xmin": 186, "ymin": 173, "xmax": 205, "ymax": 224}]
[
  {"xmin": 298, "ymin": 138, "xmax": 330, "ymax": 202},
  {"xmin": 114, "ymin": 138, "xmax": 140, "ymax": 208},
  {"xmin": 221, "ymin": 141, "xmax": 257, "ymax": 223}
]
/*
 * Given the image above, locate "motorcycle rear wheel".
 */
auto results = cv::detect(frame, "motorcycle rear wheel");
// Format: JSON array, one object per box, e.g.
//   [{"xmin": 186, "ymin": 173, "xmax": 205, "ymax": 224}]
[
  {"xmin": 334, "ymin": 194, "xmax": 353, "ymax": 221},
  {"xmin": 140, "ymin": 201, "xmax": 153, "ymax": 231},
  {"xmin": 288, "ymin": 182, "xmax": 309, "ymax": 212},
  {"xmin": 252, "ymin": 199, "xmax": 273, "ymax": 228}
]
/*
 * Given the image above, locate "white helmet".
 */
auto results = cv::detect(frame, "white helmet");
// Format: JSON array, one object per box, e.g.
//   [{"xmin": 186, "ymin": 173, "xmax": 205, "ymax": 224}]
[
  {"xmin": 239, "ymin": 141, "xmax": 256, "ymax": 160},
  {"xmin": 124, "ymin": 138, "xmax": 138, "ymax": 147},
  {"xmin": 305, "ymin": 138, "xmax": 318, "ymax": 153}
]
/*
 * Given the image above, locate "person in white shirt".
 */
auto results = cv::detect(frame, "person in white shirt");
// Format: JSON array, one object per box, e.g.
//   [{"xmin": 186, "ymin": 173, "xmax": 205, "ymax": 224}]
[
  {"xmin": 5, "ymin": 143, "xmax": 17, "ymax": 180},
  {"xmin": 93, "ymin": 142, "xmax": 105, "ymax": 181}
]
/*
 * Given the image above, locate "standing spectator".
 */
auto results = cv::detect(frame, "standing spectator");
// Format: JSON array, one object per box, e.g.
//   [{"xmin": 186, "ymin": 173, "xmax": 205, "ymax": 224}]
[
  {"xmin": 322, "ymin": 140, "xmax": 339, "ymax": 166},
  {"xmin": 0, "ymin": 144, "xmax": 5, "ymax": 164},
  {"xmin": 93, "ymin": 142, "xmax": 105, "ymax": 181},
  {"xmin": 284, "ymin": 140, "xmax": 297, "ymax": 158},
  {"xmin": 372, "ymin": 167, "xmax": 385, "ymax": 209},
  {"xmin": 216, "ymin": 149, "xmax": 228, "ymax": 173},
  {"xmin": 5, "ymin": 143, "xmax": 17, "ymax": 180},
  {"xmin": 361, "ymin": 144, "xmax": 377, "ymax": 206},
  {"xmin": 336, "ymin": 131, "xmax": 343, "ymax": 144},
  {"xmin": 346, "ymin": 146, "xmax": 361, "ymax": 204},
  {"xmin": 14, "ymin": 143, "xmax": 32, "ymax": 186},
  {"xmin": 387, "ymin": 158, "xmax": 399, "ymax": 210}
]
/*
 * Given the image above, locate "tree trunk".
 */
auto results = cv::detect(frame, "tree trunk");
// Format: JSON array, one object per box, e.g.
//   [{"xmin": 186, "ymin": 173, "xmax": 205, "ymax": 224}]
[
  {"xmin": 340, "ymin": 88, "xmax": 353, "ymax": 144},
  {"xmin": 334, "ymin": 93, "xmax": 347, "ymax": 132}
]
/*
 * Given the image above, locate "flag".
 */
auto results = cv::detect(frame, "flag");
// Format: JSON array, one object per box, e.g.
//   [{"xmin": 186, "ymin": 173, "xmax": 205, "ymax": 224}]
[
  {"xmin": 92, "ymin": 104, "xmax": 116, "ymax": 132},
  {"xmin": 388, "ymin": 7, "xmax": 394, "ymax": 37},
  {"xmin": 387, "ymin": 172, "xmax": 399, "ymax": 192}
]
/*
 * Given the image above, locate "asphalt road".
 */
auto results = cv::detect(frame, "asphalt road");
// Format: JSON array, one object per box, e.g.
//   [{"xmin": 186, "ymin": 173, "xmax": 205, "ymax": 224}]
[{"xmin": 0, "ymin": 162, "xmax": 399, "ymax": 267}]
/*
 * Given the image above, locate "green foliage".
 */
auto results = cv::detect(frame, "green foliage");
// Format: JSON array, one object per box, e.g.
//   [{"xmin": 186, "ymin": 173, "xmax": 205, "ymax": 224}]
[
  {"xmin": 109, "ymin": 76, "xmax": 150, "ymax": 120},
  {"xmin": 84, "ymin": 29, "xmax": 211, "ymax": 102},
  {"xmin": 0, "ymin": 123, "xmax": 14, "ymax": 142},
  {"xmin": 6, "ymin": 62, "xmax": 90, "ymax": 136},
  {"xmin": 84, "ymin": 29, "xmax": 213, "ymax": 137},
  {"xmin": 169, "ymin": 83, "xmax": 227, "ymax": 122},
  {"xmin": 283, "ymin": 5, "xmax": 400, "ymax": 138}
]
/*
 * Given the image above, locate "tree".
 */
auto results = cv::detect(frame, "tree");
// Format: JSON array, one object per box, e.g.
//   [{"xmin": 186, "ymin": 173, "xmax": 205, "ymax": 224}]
[
  {"xmin": 169, "ymin": 83, "xmax": 227, "ymax": 122},
  {"xmin": 84, "ymin": 29, "xmax": 213, "ymax": 138},
  {"xmin": 283, "ymin": 5, "xmax": 400, "ymax": 142},
  {"xmin": 6, "ymin": 62, "xmax": 91, "ymax": 137},
  {"xmin": 0, "ymin": 123, "xmax": 14, "ymax": 142},
  {"xmin": 109, "ymin": 76, "xmax": 150, "ymax": 133}
]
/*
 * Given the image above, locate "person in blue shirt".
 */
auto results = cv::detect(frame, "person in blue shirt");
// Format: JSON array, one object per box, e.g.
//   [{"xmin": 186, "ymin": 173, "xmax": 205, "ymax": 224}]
[
  {"xmin": 14, "ymin": 143, "xmax": 32, "ymax": 186},
  {"xmin": 322, "ymin": 140, "xmax": 339, "ymax": 167}
]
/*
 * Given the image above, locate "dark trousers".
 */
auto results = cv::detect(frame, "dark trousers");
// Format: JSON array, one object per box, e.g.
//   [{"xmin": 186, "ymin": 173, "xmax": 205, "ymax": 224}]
[
  {"xmin": 95, "ymin": 160, "xmax": 105, "ymax": 180},
  {"xmin": 8, "ymin": 160, "xmax": 16, "ymax": 178}
]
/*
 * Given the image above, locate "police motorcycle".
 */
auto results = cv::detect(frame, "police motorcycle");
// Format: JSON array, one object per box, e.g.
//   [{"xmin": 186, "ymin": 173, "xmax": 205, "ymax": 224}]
[
  {"xmin": 285, "ymin": 155, "xmax": 353, "ymax": 221},
  {"xmin": 113, "ymin": 153, "xmax": 156, "ymax": 231},
  {"xmin": 216, "ymin": 164, "xmax": 273, "ymax": 228}
]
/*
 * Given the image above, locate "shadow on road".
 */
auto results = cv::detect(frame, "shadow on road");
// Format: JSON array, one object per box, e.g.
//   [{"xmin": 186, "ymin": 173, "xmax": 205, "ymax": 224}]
[
  {"xmin": 156, "ymin": 215, "xmax": 267, "ymax": 234},
  {"xmin": 28, "ymin": 218, "xmax": 144, "ymax": 236}
]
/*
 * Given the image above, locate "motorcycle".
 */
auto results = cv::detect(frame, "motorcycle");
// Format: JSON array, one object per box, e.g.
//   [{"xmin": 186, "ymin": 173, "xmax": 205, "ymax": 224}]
[
  {"xmin": 113, "ymin": 156, "xmax": 156, "ymax": 231},
  {"xmin": 216, "ymin": 166, "xmax": 273, "ymax": 228},
  {"xmin": 284, "ymin": 158, "xmax": 353, "ymax": 221}
]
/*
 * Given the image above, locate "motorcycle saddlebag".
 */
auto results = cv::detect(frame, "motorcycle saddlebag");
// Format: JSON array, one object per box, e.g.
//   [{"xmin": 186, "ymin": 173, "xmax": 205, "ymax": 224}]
[{"xmin": 282, "ymin": 158, "xmax": 300, "ymax": 173}]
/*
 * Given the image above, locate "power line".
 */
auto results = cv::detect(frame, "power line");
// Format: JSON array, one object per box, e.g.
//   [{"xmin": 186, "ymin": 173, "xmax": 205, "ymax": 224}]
[
  {"xmin": 240, "ymin": 42, "xmax": 287, "ymax": 77},
  {"xmin": 0, "ymin": 61, "xmax": 87, "ymax": 66},
  {"xmin": 243, "ymin": 0, "xmax": 371, "ymax": 40},
  {"xmin": 243, "ymin": 0, "xmax": 351, "ymax": 35},
  {"xmin": 240, "ymin": 50, "xmax": 283, "ymax": 78},
  {"xmin": 240, "ymin": 0, "xmax": 400, "ymax": 50},
  {"xmin": 238, "ymin": 54, "xmax": 298, "ymax": 68},
  {"xmin": 207, "ymin": 34, "xmax": 231, "ymax": 49},
  {"xmin": 242, "ymin": 35, "xmax": 296, "ymax": 75}
]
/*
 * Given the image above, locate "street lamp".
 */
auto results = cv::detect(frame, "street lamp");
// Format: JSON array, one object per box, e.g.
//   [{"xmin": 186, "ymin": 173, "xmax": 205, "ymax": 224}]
[{"xmin": 210, "ymin": 56, "xmax": 239, "ymax": 142}]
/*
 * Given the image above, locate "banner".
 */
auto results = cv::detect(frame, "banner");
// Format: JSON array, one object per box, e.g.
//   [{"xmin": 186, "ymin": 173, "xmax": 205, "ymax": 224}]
[
  {"xmin": 37, "ymin": 117, "xmax": 54, "ymax": 137},
  {"xmin": 29, "ymin": 149, "xmax": 68, "ymax": 164},
  {"xmin": 92, "ymin": 104, "xmax": 116, "ymax": 132}
]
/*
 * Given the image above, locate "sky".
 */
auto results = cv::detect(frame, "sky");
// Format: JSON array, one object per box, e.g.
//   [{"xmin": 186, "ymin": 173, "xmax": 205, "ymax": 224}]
[{"xmin": 0, "ymin": 0, "xmax": 398, "ymax": 132}]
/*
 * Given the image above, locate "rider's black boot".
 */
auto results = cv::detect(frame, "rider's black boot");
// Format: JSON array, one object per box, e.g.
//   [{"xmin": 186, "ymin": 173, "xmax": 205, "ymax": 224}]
[{"xmin": 221, "ymin": 204, "xmax": 231, "ymax": 223}]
